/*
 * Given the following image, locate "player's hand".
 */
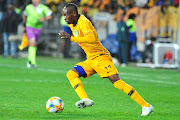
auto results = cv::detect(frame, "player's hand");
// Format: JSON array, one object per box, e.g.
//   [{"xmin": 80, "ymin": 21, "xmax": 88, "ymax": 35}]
[
  {"xmin": 39, "ymin": 17, "xmax": 45, "ymax": 22},
  {"xmin": 23, "ymin": 27, "xmax": 26, "ymax": 33},
  {"xmin": 59, "ymin": 31, "xmax": 71, "ymax": 39}
]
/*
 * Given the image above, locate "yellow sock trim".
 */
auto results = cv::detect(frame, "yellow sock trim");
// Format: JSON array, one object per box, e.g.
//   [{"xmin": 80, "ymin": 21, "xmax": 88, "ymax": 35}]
[
  {"xmin": 114, "ymin": 80, "xmax": 150, "ymax": 107},
  {"xmin": 66, "ymin": 70, "xmax": 88, "ymax": 99}
]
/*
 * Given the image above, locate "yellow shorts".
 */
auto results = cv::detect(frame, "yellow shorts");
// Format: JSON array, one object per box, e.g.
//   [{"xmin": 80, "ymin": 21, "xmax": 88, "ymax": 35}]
[{"xmin": 75, "ymin": 55, "xmax": 119, "ymax": 78}]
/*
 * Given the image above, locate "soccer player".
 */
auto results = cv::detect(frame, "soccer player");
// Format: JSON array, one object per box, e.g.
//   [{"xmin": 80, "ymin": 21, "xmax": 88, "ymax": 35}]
[
  {"xmin": 59, "ymin": 3, "xmax": 154, "ymax": 116},
  {"xmin": 23, "ymin": 0, "xmax": 52, "ymax": 68}
]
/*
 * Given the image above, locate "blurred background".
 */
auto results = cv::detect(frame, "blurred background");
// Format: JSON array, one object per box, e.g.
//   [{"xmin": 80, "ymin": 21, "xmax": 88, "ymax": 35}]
[{"xmin": 0, "ymin": 0, "xmax": 180, "ymax": 70}]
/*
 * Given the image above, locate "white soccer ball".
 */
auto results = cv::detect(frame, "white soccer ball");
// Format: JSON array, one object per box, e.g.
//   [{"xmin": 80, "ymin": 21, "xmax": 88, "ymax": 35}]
[{"xmin": 46, "ymin": 96, "xmax": 64, "ymax": 113}]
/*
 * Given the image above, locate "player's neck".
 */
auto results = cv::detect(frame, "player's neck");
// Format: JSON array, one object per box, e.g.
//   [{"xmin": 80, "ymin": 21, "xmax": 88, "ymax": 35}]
[
  {"xmin": 73, "ymin": 14, "xmax": 80, "ymax": 27},
  {"xmin": 33, "ymin": 3, "xmax": 39, "ymax": 8}
]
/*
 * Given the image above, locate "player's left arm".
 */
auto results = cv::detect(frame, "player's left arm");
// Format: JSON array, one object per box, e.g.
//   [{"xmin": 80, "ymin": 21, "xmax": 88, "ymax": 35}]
[
  {"xmin": 70, "ymin": 34, "xmax": 96, "ymax": 43},
  {"xmin": 39, "ymin": 5, "xmax": 52, "ymax": 22},
  {"xmin": 60, "ymin": 21, "xmax": 96, "ymax": 43},
  {"xmin": 71, "ymin": 21, "xmax": 96, "ymax": 43}
]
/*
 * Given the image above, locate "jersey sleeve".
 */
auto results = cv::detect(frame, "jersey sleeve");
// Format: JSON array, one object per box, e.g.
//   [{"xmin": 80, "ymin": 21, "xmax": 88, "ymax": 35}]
[
  {"xmin": 43, "ymin": 5, "xmax": 52, "ymax": 17},
  {"xmin": 71, "ymin": 20, "xmax": 96, "ymax": 43}
]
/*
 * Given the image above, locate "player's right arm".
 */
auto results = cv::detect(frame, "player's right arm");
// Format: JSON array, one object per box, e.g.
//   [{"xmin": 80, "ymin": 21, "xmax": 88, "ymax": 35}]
[{"xmin": 23, "ymin": 7, "xmax": 27, "ymax": 33}]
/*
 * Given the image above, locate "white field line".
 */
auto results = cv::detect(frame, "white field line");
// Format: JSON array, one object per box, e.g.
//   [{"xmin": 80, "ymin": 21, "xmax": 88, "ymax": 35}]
[
  {"xmin": 123, "ymin": 77, "xmax": 179, "ymax": 85},
  {"xmin": 0, "ymin": 64, "xmax": 179, "ymax": 86},
  {"xmin": 0, "ymin": 78, "xmax": 178, "ymax": 88},
  {"xmin": 0, "ymin": 64, "xmax": 66, "ymax": 73}
]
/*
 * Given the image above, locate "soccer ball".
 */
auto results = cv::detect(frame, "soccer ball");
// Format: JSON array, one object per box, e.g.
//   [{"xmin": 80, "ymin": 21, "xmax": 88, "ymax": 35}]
[{"xmin": 46, "ymin": 96, "xmax": 64, "ymax": 113}]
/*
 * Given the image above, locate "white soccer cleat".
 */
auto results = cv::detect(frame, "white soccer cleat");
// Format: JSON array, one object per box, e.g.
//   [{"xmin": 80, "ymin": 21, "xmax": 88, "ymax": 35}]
[
  {"xmin": 75, "ymin": 98, "xmax": 94, "ymax": 108},
  {"xmin": 31, "ymin": 64, "xmax": 37, "ymax": 69},
  {"xmin": 27, "ymin": 61, "xmax": 31, "ymax": 68},
  {"xmin": 141, "ymin": 104, "xmax": 154, "ymax": 116}
]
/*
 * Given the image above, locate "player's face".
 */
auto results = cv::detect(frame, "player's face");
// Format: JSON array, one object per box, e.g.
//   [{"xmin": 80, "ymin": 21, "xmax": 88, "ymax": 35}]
[
  {"xmin": 32, "ymin": 0, "xmax": 41, "ymax": 5},
  {"xmin": 8, "ymin": 4, "xmax": 14, "ymax": 12},
  {"xmin": 62, "ymin": 7, "xmax": 75, "ymax": 24}
]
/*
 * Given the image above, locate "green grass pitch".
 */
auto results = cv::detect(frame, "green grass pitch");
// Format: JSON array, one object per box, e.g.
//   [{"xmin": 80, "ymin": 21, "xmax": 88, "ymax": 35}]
[{"xmin": 0, "ymin": 56, "xmax": 180, "ymax": 120}]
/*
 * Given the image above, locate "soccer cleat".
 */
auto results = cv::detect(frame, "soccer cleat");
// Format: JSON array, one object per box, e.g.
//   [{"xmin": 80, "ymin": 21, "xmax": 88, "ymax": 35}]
[
  {"xmin": 141, "ymin": 104, "xmax": 154, "ymax": 116},
  {"xmin": 75, "ymin": 98, "xmax": 94, "ymax": 108},
  {"xmin": 31, "ymin": 64, "xmax": 37, "ymax": 69},
  {"xmin": 27, "ymin": 61, "xmax": 31, "ymax": 68}
]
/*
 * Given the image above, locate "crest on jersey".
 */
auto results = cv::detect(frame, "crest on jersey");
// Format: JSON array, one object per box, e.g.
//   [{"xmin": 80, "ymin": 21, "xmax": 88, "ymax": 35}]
[
  {"xmin": 37, "ymin": 8, "xmax": 43, "ymax": 14},
  {"xmin": 74, "ymin": 29, "xmax": 79, "ymax": 37}
]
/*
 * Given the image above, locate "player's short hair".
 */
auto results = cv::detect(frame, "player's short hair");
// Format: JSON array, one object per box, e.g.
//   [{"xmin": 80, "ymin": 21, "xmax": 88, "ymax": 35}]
[{"xmin": 65, "ymin": 3, "xmax": 78, "ymax": 15}]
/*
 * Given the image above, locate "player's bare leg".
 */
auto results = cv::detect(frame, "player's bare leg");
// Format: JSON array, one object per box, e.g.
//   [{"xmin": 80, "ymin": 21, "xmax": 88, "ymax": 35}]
[
  {"xmin": 66, "ymin": 68, "xmax": 94, "ymax": 108},
  {"xmin": 108, "ymin": 74, "xmax": 154, "ymax": 116}
]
